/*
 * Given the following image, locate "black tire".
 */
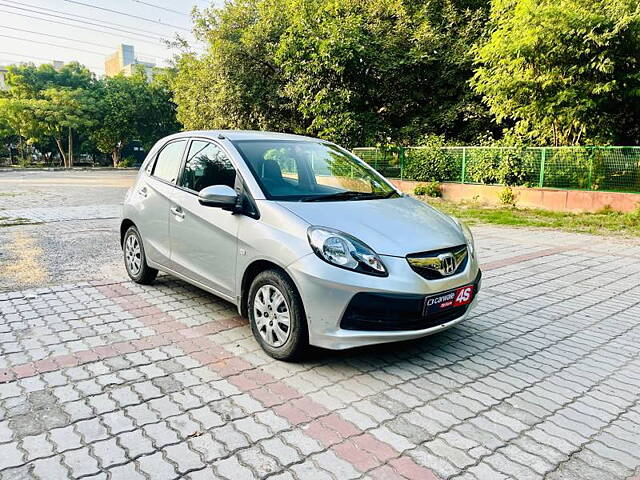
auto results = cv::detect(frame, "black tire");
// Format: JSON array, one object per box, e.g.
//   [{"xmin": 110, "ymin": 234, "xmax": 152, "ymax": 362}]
[
  {"xmin": 248, "ymin": 269, "xmax": 308, "ymax": 361},
  {"xmin": 123, "ymin": 226, "xmax": 158, "ymax": 285}
]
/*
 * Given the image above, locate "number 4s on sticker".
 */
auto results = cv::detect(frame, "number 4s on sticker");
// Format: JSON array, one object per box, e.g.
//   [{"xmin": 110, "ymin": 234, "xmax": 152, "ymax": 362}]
[{"xmin": 454, "ymin": 286, "xmax": 474, "ymax": 307}]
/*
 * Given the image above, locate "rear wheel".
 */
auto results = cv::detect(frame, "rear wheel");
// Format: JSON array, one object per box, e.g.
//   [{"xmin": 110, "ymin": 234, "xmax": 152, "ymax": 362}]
[
  {"xmin": 123, "ymin": 226, "xmax": 158, "ymax": 285},
  {"xmin": 248, "ymin": 269, "xmax": 308, "ymax": 361}
]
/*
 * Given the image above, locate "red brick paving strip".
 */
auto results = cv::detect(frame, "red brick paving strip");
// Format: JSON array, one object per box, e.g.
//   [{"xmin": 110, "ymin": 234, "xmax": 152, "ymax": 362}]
[{"xmin": 482, "ymin": 245, "xmax": 578, "ymax": 271}]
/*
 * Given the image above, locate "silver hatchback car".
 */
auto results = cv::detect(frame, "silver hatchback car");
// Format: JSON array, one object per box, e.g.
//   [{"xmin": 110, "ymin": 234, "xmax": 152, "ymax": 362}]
[{"xmin": 121, "ymin": 131, "xmax": 480, "ymax": 360}]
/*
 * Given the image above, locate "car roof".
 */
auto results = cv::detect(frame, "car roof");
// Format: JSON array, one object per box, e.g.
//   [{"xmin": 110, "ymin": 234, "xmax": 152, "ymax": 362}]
[{"xmin": 163, "ymin": 130, "xmax": 329, "ymax": 143}]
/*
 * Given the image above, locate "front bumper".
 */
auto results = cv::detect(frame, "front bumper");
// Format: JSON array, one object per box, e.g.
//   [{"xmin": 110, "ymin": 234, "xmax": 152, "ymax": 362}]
[{"xmin": 287, "ymin": 252, "xmax": 481, "ymax": 350}]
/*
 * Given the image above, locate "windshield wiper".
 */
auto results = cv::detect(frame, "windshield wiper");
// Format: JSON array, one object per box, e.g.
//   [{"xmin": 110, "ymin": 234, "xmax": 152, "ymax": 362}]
[
  {"xmin": 300, "ymin": 190, "xmax": 399, "ymax": 202},
  {"xmin": 300, "ymin": 191, "xmax": 371, "ymax": 202}
]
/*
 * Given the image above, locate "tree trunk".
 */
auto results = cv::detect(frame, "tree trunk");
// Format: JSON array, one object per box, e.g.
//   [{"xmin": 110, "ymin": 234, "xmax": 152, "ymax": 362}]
[
  {"xmin": 55, "ymin": 138, "xmax": 68, "ymax": 167},
  {"xmin": 68, "ymin": 127, "xmax": 74, "ymax": 167},
  {"xmin": 112, "ymin": 149, "xmax": 120, "ymax": 167}
]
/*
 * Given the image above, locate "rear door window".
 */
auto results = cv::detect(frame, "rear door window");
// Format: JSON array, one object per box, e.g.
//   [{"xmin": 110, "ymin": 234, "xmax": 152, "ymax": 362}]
[{"xmin": 152, "ymin": 140, "xmax": 186, "ymax": 184}]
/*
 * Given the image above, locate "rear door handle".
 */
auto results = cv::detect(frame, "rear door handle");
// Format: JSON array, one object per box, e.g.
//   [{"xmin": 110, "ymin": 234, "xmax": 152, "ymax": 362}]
[
  {"xmin": 170, "ymin": 206, "xmax": 185, "ymax": 219},
  {"xmin": 138, "ymin": 186, "xmax": 147, "ymax": 198}
]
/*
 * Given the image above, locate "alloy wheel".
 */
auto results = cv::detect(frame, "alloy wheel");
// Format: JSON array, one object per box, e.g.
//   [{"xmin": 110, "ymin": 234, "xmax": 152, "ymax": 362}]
[
  {"xmin": 253, "ymin": 284, "xmax": 291, "ymax": 347},
  {"xmin": 125, "ymin": 233, "xmax": 142, "ymax": 275}
]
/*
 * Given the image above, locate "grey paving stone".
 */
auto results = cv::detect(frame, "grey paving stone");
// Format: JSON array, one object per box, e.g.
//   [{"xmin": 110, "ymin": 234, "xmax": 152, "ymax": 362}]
[
  {"xmin": 237, "ymin": 446, "xmax": 280, "ymax": 477},
  {"xmin": 313, "ymin": 450, "xmax": 360, "ymax": 480},
  {"xmin": 164, "ymin": 442, "xmax": 205, "ymax": 473},
  {"xmin": 91, "ymin": 437, "xmax": 127, "ymax": 468},
  {"xmin": 118, "ymin": 429, "xmax": 155, "ymax": 458},
  {"xmin": 281, "ymin": 430, "xmax": 324, "ymax": 456},
  {"xmin": 101, "ymin": 411, "xmax": 135, "ymax": 435},
  {"xmin": 49, "ymin": 425, "xmax": 82, "ymax": 452},
  {"xmin": 137, "ymin": 451, "xmax": 178, "ymax": 479},
  {"xmin": 32, "ymin": 456, "xmax": 70, "ymax": 480},
  {"xmin": 0, "ymin": 442, "xmax": 24, "ymax": 470},
  {"xmin": 62, "ymin": 447, "xmax": 100, "ymax": 478},
  {"xmin": 260, "ymin": 437, "xmax": 301, "ymax": 466},
  {"xmin": 290, "ymin": 460, "xmax": 334, "ymax": 480},
  {"xmin": 214, "ymin": 456, "xmax": 256, "ymax": 480}
]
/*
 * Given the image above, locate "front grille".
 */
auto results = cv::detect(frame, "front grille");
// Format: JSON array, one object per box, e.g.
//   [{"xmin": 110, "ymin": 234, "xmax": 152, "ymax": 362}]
[
  {"xmin": 340, "ymin": 295, "xmax": 468, "ymax": 331},
  {"xmin": 406, "ymin": 244, "xmax": 468, "ymax": 280},
  {"xmin": 340, "ymin": 270, "xmax": 482, "ymax": 332}
]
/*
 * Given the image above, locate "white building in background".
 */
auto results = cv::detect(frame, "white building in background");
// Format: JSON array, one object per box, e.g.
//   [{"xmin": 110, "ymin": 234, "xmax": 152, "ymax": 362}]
[
  {"xmin": 0, "ymin": 66, "xmax": 7, "ymax": 90},
  {"xmin": 105, "ymin": 44, "xmax": 155, "ymax": 81}
]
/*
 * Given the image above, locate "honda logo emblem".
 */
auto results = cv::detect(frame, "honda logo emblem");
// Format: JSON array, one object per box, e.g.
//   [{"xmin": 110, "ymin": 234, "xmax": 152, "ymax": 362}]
[{"xmin": 437, "ymin": 252, "xmax": 457, "ymax": 276}]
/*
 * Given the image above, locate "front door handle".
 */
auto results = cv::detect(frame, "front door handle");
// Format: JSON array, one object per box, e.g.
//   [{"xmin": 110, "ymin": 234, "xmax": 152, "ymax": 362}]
[{"xmin": 170, "ymin": 206, "xmax": 185, "ymax": 219}]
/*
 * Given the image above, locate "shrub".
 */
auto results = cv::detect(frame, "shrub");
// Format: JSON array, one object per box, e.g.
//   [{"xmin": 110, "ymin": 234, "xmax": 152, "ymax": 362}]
[
  {"xmin": 118, "ymin": 156, "xmax": 136, "ymax": 168},
  {"xmin": 414, "ymin": 182, "xmax": 442, "ymax": 197},
  {"xmin": 465, "ymin": 148, "xmax": 539, "ymax": 186},
  {"xmin": 498, "ymin": 186, "xmax": 518, "ymax": 207},
  {"xmin": 496, "ymin": 150, "xmax": 538, "ymax": 186},
  {"xmin": 465, "ymin": 149, "xmax": 501, "ymax": 184},
  {"xmin": 403, "ymin": 135, "xmax": 458, "ymax": 182}
]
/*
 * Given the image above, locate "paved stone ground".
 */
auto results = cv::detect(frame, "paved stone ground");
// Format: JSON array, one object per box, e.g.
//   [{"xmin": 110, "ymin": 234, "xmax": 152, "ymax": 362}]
[{"xmin": 1, "ymin": 171, "xmax": 640, "ymax": 479}]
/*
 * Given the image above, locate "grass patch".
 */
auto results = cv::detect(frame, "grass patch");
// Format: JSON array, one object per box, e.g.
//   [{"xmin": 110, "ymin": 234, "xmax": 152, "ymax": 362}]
[{"xmin": 421, "ymin": 198, "xmax": 640, "ymax": 237}]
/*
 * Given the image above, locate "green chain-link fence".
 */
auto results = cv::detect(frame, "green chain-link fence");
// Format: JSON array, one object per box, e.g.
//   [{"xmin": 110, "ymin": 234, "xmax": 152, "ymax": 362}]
[{"xmin": 352, "ymin": 146, "xmax": 640, "ymax": 193}]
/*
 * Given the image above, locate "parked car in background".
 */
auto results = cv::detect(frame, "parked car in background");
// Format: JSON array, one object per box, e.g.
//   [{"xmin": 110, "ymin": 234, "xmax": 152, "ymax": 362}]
[{"xmin": 121, "ymin": 131, "xmax": 481, "ymax": 360}]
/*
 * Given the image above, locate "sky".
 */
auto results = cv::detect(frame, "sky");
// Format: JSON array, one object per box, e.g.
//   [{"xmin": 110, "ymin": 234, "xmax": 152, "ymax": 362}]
[{"xmin": 0, "ymin": 0, "xmax": 214, "ymax": 75}]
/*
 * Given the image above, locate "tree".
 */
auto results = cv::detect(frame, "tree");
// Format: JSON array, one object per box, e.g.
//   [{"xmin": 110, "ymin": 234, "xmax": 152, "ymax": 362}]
[
  {"xmin": 0, "ymin": 97, "xmax": 41, "ymax": 161},
  {"xmin": 5, "ymin": 62, "xmax": 93, "ymax": 98},
  {"xmin": 2, "ymin": 62, "xmax": 97, "ymax": 164},
  {"xmin": 173, "ymin": 0, "xmax": 492, "ymax": 147},
  {"xmin": 472, "ymin": 0, "xmax": 640, "ymax": 145},
  {"xmin": 32, "ymin": 88, "xmax": 97, "ymax": 167},
  {"xmin": 172, "ymin": 0, "xmax": 298, "ymax": 133},
  {"xmin": 91, "ymin": 69, "xmax": 180, "ymax": 166}
]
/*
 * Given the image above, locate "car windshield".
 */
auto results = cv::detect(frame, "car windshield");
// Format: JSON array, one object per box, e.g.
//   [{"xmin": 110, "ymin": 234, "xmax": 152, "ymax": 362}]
[{"xmin": 232, "ymin": 139, "xmax": 398, "ymax": 201}]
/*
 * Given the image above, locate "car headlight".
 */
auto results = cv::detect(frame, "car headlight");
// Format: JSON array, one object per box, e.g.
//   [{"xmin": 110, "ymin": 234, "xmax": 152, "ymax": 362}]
[
  {"xmin": 307, "ymin": 226, "xmax": 387, "ymax": 276},
  {"xmin": 454, "ymin": 218, "xmax": 475, "ymax": 257}
]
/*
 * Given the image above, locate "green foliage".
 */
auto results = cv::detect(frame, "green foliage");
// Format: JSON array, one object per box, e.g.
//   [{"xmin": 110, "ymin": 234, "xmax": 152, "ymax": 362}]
[
  {"xmin": 174, "ymin": 0, "xmax": 493, "ymax": 146},
  {"xmin": 498, "ymin": 186, "xmax": 517, "ymax": 206},
  {"xmin": 403, "ymin": 136, "xmax": 459, "ymax": 182},
  {"xmin": 414, "ymin": 182, "xmax": 442, "ymax": 197},
  {"xmin": 465, "ymin": 148, "xmax": 538, "ymax": 186},
  {"xmin": 0, "ymin": 62, "xmax": 179, "ymax": 167},
  {"xmin": 465, "ymin": 149, "xmax": 500, "ymax": 184},
  {"xmin": 472, "ymin": 0, "xmax": 640, "ymax": 146},
  {"xmin": 118, "ymin": 156, "xmax": 137, "ymax": 168}
]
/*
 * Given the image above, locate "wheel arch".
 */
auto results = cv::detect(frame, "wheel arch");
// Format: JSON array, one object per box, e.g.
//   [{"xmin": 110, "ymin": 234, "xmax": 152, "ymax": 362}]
[
  {"xmin": 120, "ymin": 218, "xmax": 136, "ymax": 248},
  {"xmin": 239, "ymin": 259, "xmax": 305, "ymax": 320}
]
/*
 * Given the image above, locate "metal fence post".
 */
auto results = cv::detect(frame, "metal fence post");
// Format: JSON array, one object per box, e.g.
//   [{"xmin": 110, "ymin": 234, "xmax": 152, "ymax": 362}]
[
  {"xmin": 587, "ymin": 147, "xmax": 594, "ymax": 190},
  {"xmin": 461, "ymin": 147, "xmax": 467, "ymax": 184},
  {"xmin": 539, "ymin": 147, "xmax": 546, "ymax": 188}
]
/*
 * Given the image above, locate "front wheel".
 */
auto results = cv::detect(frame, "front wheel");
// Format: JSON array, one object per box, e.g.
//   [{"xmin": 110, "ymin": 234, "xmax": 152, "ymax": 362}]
[
  {"xmin": 248, "ymin": 269, "xmax": 308, "ymax": 361},
  {"xmin": 123, "ymin": 226, "xmax": 158, "ymax": 285}
]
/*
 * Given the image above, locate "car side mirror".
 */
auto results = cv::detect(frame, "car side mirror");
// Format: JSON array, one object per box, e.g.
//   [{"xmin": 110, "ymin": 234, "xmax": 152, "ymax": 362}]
[{"xmin": 198, "ymin": 185, "xmax": 238, "ymax": 210}]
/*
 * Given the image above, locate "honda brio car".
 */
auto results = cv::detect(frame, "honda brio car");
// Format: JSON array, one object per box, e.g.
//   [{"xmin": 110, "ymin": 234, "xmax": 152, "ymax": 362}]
[{"xmin": 121, "ymin": 131, "xmax": 480, "ymax": 360}]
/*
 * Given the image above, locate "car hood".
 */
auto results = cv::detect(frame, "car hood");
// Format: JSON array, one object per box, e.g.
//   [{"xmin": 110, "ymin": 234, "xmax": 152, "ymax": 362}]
[{"xmin": 278, "ymin": 195, "xmax": 465, "ymax": 257}]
